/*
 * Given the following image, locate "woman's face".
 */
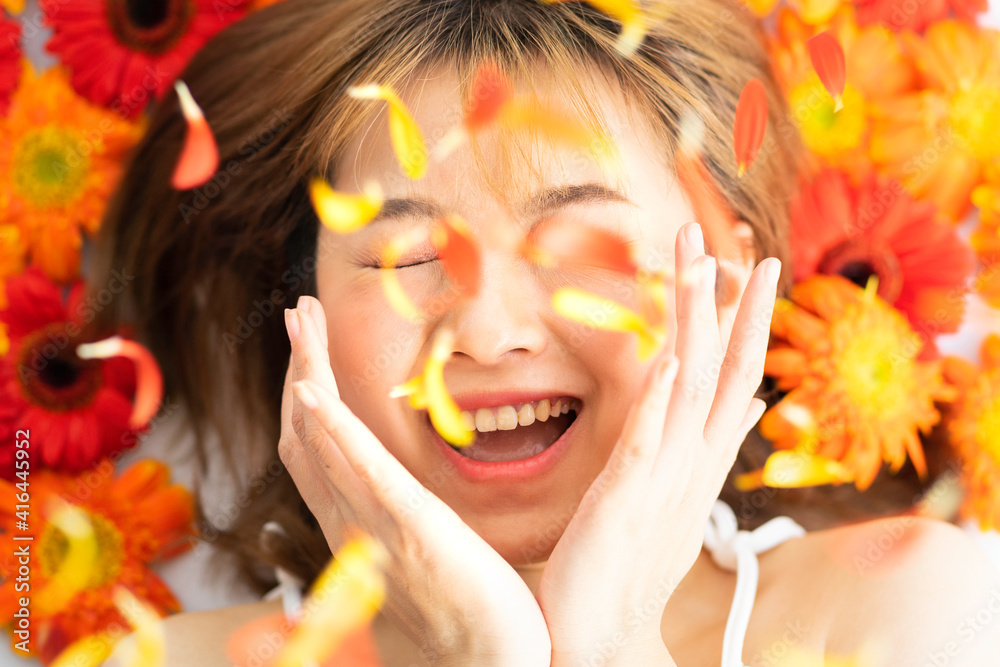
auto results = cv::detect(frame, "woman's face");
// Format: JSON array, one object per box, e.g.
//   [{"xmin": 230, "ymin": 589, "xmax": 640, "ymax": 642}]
[{"xmin": 316, "ymin": 64, "xmax": 734, "ymax": 565}]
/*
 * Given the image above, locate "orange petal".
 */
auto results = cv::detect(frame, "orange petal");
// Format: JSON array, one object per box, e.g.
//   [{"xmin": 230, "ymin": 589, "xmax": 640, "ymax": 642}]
[
  {"xmin": 76, "ymin": 336, "xmax": 164, "ymax": 429},
  {"xmin": 34, "ymin": 501, "xmax": 98, "ymax": 617},
  {"xmin": 431, "ymin": 214, "xmax": 481, "ymax": 300},
  {"xmin": 466, "ymin": 61, "xmax": 513, "ymax": 131},
  {"xmin": 522, "ymin": 217, "xmax": 638, "ymax": 275},
  {"xmin": 552, "ymin": 287, "xmax": 664, "ymax": 360},
  {"xmin": 733, "ymin": 78, "xmax": 768, "ymax": 178},
  {"xmin": 807, "ymin": 32, "xmax": 847, "ymax": 112},
  {"xmin": 741, "ymin": 0, "xmax": 779, "ymax": 17},
  {"xmin": 276, "ymin": 531, "xmax": 388, "ymax": 667},
  {"xmin": 171, "ymin": 81, "xmax": 219, "ymax": 190},
  {"xmin": 675, "ymin": 115, "xmax": 742, "ymax": 262},
  {"xmin": 348, "ymin": 85, "xmax": 427, "ymax": 180},
  {"xmin": 113, "ymin": 587, "xmax": 166, "ymax": 667},
  {"xmin": 789, "ymin": 0, "xmax": 841, "ymax": 24},
  {"xmin": 309, "ymin": 178, "xmax": 383, "ymax": 233},
  {"xmin": 497, "ymin": 99, "xmax": 619, "ymax": 171},
  {"xmin": 378, "ymin": 229, "xmax": 428, "ymax": 322}
]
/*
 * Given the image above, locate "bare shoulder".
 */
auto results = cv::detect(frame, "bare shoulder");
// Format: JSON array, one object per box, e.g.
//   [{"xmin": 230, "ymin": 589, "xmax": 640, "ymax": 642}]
[
  {"xmin": 760, "ymin": 515, "xmax": 1000, "ymax": 664},
  {"xmin": 103, "ymin": 598, "xmax": 283, "ymax": 667}
]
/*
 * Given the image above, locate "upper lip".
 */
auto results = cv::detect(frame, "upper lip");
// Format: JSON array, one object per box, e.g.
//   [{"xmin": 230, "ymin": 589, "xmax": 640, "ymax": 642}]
[{"xmin": 448, "ymin": 390, "xmax": 583, "ymax": 411}]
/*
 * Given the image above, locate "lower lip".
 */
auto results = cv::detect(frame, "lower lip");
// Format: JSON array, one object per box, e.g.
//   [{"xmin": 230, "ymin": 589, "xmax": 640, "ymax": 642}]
[{"xmin": 428, "ymin": 410, "xmax": 581, "ymax": 483}]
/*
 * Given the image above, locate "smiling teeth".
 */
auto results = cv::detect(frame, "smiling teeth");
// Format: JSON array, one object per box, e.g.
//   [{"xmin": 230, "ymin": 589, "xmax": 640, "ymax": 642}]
[{"xmin": 461, "ymin": 398, "xmax": 580, "ymax": 433}]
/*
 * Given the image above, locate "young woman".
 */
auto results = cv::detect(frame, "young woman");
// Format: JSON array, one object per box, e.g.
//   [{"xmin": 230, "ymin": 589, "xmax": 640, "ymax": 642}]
[{"xmin": 91, "ymin": 0, "xmax": 1000, "ymax": 664}]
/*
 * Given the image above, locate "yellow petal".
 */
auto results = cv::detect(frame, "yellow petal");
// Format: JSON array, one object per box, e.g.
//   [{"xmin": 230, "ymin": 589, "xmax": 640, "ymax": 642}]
[
  {"xmin": 552, "ymin": 287, "xmax": 664, "ymax": 360},
  {"xmin": 761, "ymin": 450, "xmax": 853, "ymax": 488},
  {"xmin": 35, "ymin": 502, "xmax": 98, "ymax": 616},
  {"xmin": 51, "ymin": 633, "xmax": 117, "ymax": 667},
  {"xmin": 309, "ymin": 178, "xmax": 383, "ymax": 233},
  {"xmin": 379, "ymin": 229, "xmax": 428, "ymax": 322},
  {"xmin": 113, "ymin": 587, "xmax": 166, "ymax": 667},
  {"xmin": 348, "ymin": 84, "xmax": 427, "ymax": 180},
  {"xmin": 277, "ymin": 531, "xmax": 388, "ymax": 667},
  {"xmin": 423, "ymin": 329, "xmax": 475, "ymax": 446}
]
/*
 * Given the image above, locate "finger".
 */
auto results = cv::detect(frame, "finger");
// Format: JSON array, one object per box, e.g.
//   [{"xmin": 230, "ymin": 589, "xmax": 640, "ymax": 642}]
[
  {"xmin": 670, "ymin": 222, "xmax": 724, "ymax": 435},
  {"xmin": 612, "ymin": 351, "xmax": 680, "ymax": 477},
  {"xmin": 300, "ymin": 294, "xmax": 331, "ymax": 366},
  {"xmin": 703, "ymin": 258, "xmax": 780, "ymax": 448},
  {"xmin": 712, "ymin": 397, "xmax": 767, "ymax": 489},
  {"xmin": 293, "ymin": 378, "xmax": 430, "ymax": 522},
  {"xmin": 715, "ymin": 252, "xmax": 755, "ymax": 352}
]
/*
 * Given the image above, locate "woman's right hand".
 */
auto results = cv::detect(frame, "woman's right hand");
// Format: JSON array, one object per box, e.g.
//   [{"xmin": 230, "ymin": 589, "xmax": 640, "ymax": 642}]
[{"xmin": 278, "ymin": 295, "xmax": 552, "ymax": 667}]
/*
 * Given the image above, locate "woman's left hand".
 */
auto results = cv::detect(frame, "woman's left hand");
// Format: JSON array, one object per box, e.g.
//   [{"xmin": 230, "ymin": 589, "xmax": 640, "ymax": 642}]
[{"xmin": 536, "ymin": 221, "xmax": 782, "ymax": 665}]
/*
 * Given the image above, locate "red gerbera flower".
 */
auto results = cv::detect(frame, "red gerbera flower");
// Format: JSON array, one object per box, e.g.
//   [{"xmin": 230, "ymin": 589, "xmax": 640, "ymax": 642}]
[
  {"xmin": 0, "ymin": 267, "xmax": 152, "ymax": 477},
  {"xmin": 790, "ymin": 168, "xmax": 974, "ymax": 355},
  {"xmin": 0, "ymin": 16, "xmax": 20, "ymax": 115},
  {"xmin": 40, "ymin": 0, "xmax": 250, "ymax": 119},
  {"xmin": 854, "ymin": 0, "xmax": 987, "ymax": 32}
]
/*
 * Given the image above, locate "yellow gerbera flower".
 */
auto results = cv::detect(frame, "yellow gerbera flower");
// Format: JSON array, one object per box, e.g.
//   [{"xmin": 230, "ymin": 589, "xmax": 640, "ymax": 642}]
[
  {"xmin": 755, "ymin": 275, "xmax": 957, "ymax": 491},
  {"xmin": 869, "ymin": 20, "xmax": 1000, "ymax": 222},
  {"xmin": 939, "ymin": 334, "xmax": 1000, "ymax": 531},
  {"xmin": 767, "ymin": 7, "xmax": 915, "ymax": 175},
  {"xmin": 0, "ymin": 62, "xmax": 144, "ymax": 283}
]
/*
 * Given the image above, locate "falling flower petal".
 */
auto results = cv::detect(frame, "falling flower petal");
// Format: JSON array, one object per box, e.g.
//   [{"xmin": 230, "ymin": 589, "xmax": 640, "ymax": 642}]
[
  {"xmin": 807, "ymin": 31, "xmax": 847, "ymax": 112},
  {"xmin": 733, "ymin": 78, "xmax": 768, "ymax": 178},
  {"xmin": 34, "ymin": 501, "xmax": 98, "ymax": 617},
  {"xmin": 113, "ymin": 587, "xmax": 166, "ymax": 667},
  {"xmin": 389, "ymin": 329, "xmax": 474, "ymax": 446},
  {"xmin": 497, "ymin": 99, "xmax": 620, "ymax": 173},
  {"xmin": 432, "ymin": 61, "xmax": 513, "ymax": 162},
  {"xmin": 431, "ymin": 214, "xmax": 481, "ymax": 300},
  {"xmin": 521, "ymin": 217, "xmax": 639, "ymax": 275},
  {"xmin": 51, "ymin": 633, "xmax": 116, "ymax": 667},
  {"xmin": 676, "ymin": 115, "xmax": 742, "ymax": 262},
  {"xmin": 309, "ymin": 178, "xmax": 384, "ymax": 233},
  {"xmin": 735, "ymin": 450, "xmax": 853, "ymax": 491},
  {"xmin": 541, "ymin": 0, "xmax": 647, "ymax": 56},
  {"xmin": 77, "ymin": 336, "xmax": 164, "ymax": 429},
  {"xmin": 275, "ymin": 530, "xmax": 388, "ymax": 667},
  {"xmin": 552, "ymin": 287, "xmax": 665, "ymax": 360},
  {"xmin": 379, "ymin": 229, "xmax": 430, "ymax": 322},
  {"xmin": 348, "ymin": 84, "xmax": 428, "ymax": 180},
  {"xmin": 171, "ymin": 80, "xmax": 219, "ymax": 190},
  {"xmin": 789, "ymin": 0, "xmax": 842, "ymax": 24}
]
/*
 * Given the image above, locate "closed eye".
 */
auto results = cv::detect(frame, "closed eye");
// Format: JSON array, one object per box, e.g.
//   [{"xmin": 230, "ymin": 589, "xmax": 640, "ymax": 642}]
[{"xmin": 372, "ymin": 257, "xmax": 438, "ymax": 269}]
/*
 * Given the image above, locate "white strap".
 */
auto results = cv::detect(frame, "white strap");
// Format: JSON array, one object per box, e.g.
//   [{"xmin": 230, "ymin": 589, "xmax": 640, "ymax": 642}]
[
  {"xmin": 703, "ymin": 500, "xmax": 806, "ymax": 667},
  {"xmin": 260, "ymin": 521, "xmax": 306, "ymax": 621}
]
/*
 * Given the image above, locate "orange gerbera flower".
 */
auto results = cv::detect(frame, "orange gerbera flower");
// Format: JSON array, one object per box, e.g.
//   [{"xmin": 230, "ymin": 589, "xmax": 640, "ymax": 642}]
[
  {"xmin": 869, "ymin": 20, "xmax": 1000, "ymax": 222},
  {"xmin": 757, "ymin": 275, "xmax": 957, "ymax": 491},
  {"xmin": 938, "ymin": 334, "xmax": 1000, "ymax": 531},
  {"xmin": 0, "ymin": 16, "xmax": 19, "ymax": 115},
  {"xmin": 0, "ymin": 63, "xmax": 144, "ymax": 283},
  {"xmin": 767, "ymin": 7, "xmax": 916, "ymax": 175},
  {"xmin": 0, "ymin": 459, "xmax": 194, "ymax": 663},
  {"xmin": 790, "ymin": 168, "xmax": 974, "ymax": 348}
]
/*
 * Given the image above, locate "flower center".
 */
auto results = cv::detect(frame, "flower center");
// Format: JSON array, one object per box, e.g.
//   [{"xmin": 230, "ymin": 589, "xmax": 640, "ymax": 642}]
[
  {"xmin": 789, "ymin": 78, "xmax": 866, "ymax": 159},
  {"xmin": 831, "ymin": 300, "xmax": 917, "ymax": 418},
  {"xmin": 818, "ymin": 239, "xmax": 903, "ymax": 304},
  {"xmin": 11, "ymin": 128, "xmax": 90, "ymax": 209},
  {"xmin": 949, "ymin": 83, "xmax": 1000, "ymax": 162},
  {"xmin": 16, "ymin": 324, "xmax": 103, "ymax": 412},
  {"xmin": 39, "ymin": 512, "xmax": 124, "ymax": 589},
  {"xmin": 106, "ymin": 0, "xmax": 197, "ymax": 55}
]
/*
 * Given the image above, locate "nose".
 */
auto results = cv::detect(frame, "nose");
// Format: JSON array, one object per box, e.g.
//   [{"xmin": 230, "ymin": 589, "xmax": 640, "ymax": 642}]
[{"xmin": 443, "ymin": 253, "xmax": 548, "ymax": 366}]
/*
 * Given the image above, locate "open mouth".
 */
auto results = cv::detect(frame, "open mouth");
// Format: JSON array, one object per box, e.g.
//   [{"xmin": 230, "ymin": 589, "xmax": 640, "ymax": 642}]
[{"xmin": 442, "ymin": 397, "xmax": 581, "ymax": 462}]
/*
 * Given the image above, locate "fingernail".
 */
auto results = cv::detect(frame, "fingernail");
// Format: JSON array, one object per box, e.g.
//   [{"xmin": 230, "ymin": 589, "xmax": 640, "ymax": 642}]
[
  {"xmin": 686, "ymin": 223, "xmax": 704, "ymax": 252},
  {"xmin": 285, "ymin": 308, "xmax": 301, "ymax": 342},
  {"xmin": 293, "ymin": 380, "xmax": 319, "ymax": 410},
  {"xmin": 765, "ymin": 258, "xmax": 781, "ymax": 284},
  {"xmin": 297, "ymin": 295, "xmax": 311, "ymax": 313}
]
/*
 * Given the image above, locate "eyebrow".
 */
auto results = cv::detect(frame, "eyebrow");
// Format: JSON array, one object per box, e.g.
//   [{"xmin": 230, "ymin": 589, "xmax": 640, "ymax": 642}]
[{"xmin": 368, "ymin": 182, "xmax": 635, "ymax": 227}]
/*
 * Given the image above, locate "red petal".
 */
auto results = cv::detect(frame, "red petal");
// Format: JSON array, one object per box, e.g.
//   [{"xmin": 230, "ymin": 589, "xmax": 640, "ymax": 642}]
[
  {"xmin": 465, "ymin": 61, "xmax": 512, "ymax": 130},
  {"xmin": 171, "ymin": 81, "xmax": 219, "ymax": 190},
  {"xmin": 807, "ymin": 31, "xmax": 846, "ymax": 111},
  {"xmin": 733, "ymin": 78, "xmax": 768, "ymax": 178},
  {"xmin": 431, "ymin": 215, "xmax": 481, "ymax": 300}
]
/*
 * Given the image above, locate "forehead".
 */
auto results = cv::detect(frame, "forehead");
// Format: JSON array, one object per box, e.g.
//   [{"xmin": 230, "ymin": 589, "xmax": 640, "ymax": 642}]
[{"xmin": 332, "ymin": 61, "xmax": 678, "ymax": 220}]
